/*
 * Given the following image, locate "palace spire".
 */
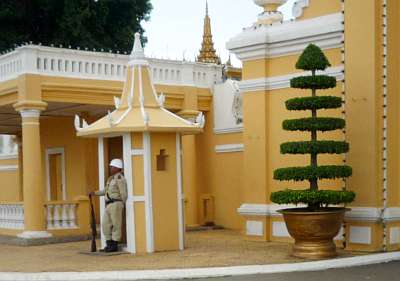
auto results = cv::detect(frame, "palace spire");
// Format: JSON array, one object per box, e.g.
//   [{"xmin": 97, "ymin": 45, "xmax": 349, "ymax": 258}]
[{"xmin": 197, "ymin": 1, "xmax": 221, "ymax": 64}]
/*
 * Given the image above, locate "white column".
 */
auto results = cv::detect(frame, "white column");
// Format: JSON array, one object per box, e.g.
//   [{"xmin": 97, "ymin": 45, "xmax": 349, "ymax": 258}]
[
  {"xmin": 176, "ymin": 133, "xmax": 185, "ymax": 250},
  {"xmin": 98, "ymin": 137, "xmax": 106, "ymax": 248},
  {"xmin": 123, "ymin": 133, "xmax": 136, "ymax": 253},
  {"xmin": 143, "ymin": 132, "xmax": 154, "ymax": 253}
]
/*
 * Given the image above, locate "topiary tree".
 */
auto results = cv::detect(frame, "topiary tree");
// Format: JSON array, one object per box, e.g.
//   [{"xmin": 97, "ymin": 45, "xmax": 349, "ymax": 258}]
[{"xmin": 270, "ymin": 44, "xmax": 356, "ymax": 211}]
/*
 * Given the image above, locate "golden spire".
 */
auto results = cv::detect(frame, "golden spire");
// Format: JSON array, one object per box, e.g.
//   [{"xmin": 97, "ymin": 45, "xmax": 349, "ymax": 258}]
[{"xmin": 197, "ymin": 1, "xmax": 221, "ymax": 64}]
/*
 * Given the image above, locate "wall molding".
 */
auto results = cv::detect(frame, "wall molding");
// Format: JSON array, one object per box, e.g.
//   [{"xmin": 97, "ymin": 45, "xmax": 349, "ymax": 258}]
[
  {"xmin": 132, "ymin": 196, "xmax": 145, "ymax": 202},
  {"xmin": 0, "ymin": 154, "xmax": 18, "ymax": 160},
  {"xmin": 131, "ymin": 149, "xmax": 144, "ymax": 156},
  {"xmin": 292, "ymin": 0, "xmax": 310, "ymax": 19},
  {"xmin": 213, "ymin": 127, "xmax": 243, "ymax": 135},
  {"xmin": 215, "ymin": 144, "xmax": 244, "ymax": 153},
  {"xmin": 239, "ymin": 66, "xmax": 344, "ymax": 93},
  {"xmin": 237, "ymin": 204, "xmax": 400, "ymax": 222},
  {"xmin": 0, "ymin": 165, "xmax": 18, "ymax": 172},
  {"xmin": 227, "ymin": 13, "xmax": 343, "ymax": 61}
]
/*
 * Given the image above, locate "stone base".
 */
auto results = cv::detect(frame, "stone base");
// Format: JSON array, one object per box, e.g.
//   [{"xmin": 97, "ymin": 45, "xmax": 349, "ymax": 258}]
[{"xmin": 0, "ymin": 234, "xmax": 91, "ymax": 246}]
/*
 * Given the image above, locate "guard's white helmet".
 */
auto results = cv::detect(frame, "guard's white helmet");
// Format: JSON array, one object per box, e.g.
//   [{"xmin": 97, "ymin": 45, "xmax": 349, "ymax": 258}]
[{"xmin": 109, "ymin": 159, "xmax": 123, "ymax": 169}]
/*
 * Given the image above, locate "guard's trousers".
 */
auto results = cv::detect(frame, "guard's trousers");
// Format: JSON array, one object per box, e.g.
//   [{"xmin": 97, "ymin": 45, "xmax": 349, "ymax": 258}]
[{"xmin": 102, "ymin": 201, "xmax": 124, "ymax": 241}]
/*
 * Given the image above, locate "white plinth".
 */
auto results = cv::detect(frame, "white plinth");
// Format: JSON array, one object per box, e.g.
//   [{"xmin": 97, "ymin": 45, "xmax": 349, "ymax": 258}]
[{"xmin": 17, "ymin": 231, "xmax": 53, "ymax": 239}]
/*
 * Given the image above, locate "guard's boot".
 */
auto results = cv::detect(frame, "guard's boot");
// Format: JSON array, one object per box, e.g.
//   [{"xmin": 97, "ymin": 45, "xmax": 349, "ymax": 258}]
[
  {"xmin": 101, "ymin": 240, "xmax": 112, "ymax": 252},
  {"xmin": 106, "ymin": 240, "xmax": 118, "ymax": 252}
]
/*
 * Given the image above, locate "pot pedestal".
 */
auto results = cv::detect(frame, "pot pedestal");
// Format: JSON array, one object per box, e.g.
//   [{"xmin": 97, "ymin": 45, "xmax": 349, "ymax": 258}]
[{"xmin": 278, "ymin": 208, "xmax": 348, "ymax": 259}]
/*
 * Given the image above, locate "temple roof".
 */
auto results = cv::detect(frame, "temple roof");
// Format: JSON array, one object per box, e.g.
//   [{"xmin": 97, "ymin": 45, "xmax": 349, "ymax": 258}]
[
  {"xmin": 75, "ymin": 33, "xmax": 205, "ymax": 137},
  {"xmin": 197, "ymin": 1, "xmax": 221, "ymax": 64}
]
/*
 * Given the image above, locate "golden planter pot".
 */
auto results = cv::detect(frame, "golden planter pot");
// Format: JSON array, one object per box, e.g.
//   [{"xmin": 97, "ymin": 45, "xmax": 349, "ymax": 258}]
[{"xmin": 278, "ymin": 208, "xmax": 348, "ymax": 259}]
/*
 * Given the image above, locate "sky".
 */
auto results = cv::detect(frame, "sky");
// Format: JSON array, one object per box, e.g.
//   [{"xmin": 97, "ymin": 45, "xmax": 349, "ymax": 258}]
[{"xmin": 142, "ymin": 0, "xmax": 297, "ymax": 67}]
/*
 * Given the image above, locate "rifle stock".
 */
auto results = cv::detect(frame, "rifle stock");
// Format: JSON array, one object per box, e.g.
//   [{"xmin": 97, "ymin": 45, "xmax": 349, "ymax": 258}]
[{"xmin": 89, "ymin": 194, "xmax": 97, "ymax": 252}]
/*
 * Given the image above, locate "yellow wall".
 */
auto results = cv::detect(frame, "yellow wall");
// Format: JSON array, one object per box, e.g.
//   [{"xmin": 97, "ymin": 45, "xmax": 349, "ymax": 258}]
[
  {"xmin": 243, "ymin": 49, "xmax": 341, "ymax": 79},
  {"xmin": 0, "ymin": 157, "xmax": 19, "ymax": 202},
  {"xmin": 196, "ymin": 109, "xmax": 244, "ymax": 230},
  {"xmin": 151, "ymin": 133, "xmax": 179, "ymax": 251},
  {"xmin": 40, "ymin": 116, "xmax": 98, "ymax": 201},
  {"xmin": 182, "ymin": 135, "xmax": 199, "ymax": 227},
  {"xmin": 40, "ymin": 75, "xmax": 211, "ymax": 111},
  {"xmin": 242, "ymin": 90, "xmax": 269, "ymax": 204},
  {"xmin": 345, "ymin": 0, "xmax": 383, "ymax": 207},
  {"xmin": 298, "ymin": 0, "xmax": 341, "ymax": 20}
]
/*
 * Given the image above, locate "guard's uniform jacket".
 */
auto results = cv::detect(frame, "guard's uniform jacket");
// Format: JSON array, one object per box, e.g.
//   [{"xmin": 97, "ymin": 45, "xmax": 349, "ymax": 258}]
[{"xmin": 95, "ymin": 172, "xmax": 127, "ymax": 242}]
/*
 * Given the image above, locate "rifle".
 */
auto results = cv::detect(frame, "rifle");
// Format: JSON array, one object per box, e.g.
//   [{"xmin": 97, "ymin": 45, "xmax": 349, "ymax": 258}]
[{"xmin": 89, "ymin": 194, "xmax": 97, "ymax": 252}]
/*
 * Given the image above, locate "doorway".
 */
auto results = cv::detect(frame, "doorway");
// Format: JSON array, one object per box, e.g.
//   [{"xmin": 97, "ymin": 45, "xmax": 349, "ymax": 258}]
[
  {"xmin": 45, "ymin": 148, "xmax": 66, "ymax": 201},
  {"xmin": 104, "ymin": 136, "xmax": 127, "ymax": 246}
]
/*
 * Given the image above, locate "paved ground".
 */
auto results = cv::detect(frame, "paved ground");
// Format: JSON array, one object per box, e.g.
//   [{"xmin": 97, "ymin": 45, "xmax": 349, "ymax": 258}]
[
  {"xmin": 160, "ymin": 261, "xmax": 400, "ymax": 281},
  {"xmin": 0, "ymin": 230, "xmax": 309, "ymax": 272}
]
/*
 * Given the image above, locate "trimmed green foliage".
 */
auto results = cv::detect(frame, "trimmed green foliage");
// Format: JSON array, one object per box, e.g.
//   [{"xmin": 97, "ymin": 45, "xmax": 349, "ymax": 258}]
[
  {"xmin": 281, "ymin": 141, "xmax": 349, "ymax": 155},
  {"xmin": 283, "ymin": 117, "xmax": 345, "ymax": 132},
  {"xmin": 271, "ymin": 44, "xmax": 355, "ymax": 210},
  {"xmin": 270, "ymin": 189, "xmax": 356, "ymax": 206},
  {"xmin": 290, "ymin": 75, "xmax": 337, "ymax": 90},
  {"xmin": 274, "ymin": 165, "xmax": 352, "ymax": 182},
  {"xmin": 286, "ymin": 96, "xmax": 342, "ymax": 111},
  {"xmin": 295, "ymin": 44, "xmax": 331, "ymax": 71}
]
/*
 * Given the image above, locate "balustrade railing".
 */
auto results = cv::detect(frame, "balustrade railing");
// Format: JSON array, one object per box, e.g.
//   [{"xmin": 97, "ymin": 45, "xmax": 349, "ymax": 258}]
[
  {"xmin": 46, "ymin": 201, "xmax": 78, "ymax": 230},
  {"xmin": 0, "ymin": 45, "xmax": 222, "ymax": 88},
  {"xmin": 0, "ymin": 203, "xmax": 24, "ymax": 229}
]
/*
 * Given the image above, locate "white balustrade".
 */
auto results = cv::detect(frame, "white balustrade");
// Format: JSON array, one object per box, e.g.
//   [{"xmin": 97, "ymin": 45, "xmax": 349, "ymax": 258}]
[
  {"xmin": 0, "ymin": 45, "xmax": 223, "ymax": 88},
  {"xmin": 0, "ymin": 203, "xmax": 24, "ymax": 230},
  {"xmin": 46, "ymin": 202, "xmax": 78, "ymax": 230},
  {"xmin": 0, "ymin": 51, "xmax": 23, "ymax": 82}
]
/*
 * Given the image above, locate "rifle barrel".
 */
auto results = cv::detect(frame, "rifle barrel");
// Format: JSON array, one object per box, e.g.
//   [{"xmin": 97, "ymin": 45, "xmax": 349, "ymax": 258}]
[{"xmin": 89, "ymin": 194, "xmax": 97, "ymax": 252}]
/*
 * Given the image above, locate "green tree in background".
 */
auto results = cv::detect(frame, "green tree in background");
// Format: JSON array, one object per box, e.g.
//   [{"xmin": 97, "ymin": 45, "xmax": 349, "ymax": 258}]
[{"xmin": 0, "ymin": 0, "xmax": 152, "ymax": 53}]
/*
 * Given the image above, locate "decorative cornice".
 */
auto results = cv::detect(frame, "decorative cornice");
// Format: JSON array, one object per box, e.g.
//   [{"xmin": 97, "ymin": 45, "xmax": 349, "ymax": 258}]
[
  {"xmin": 239, "ymin": 65, "xmax": 344, "ymax": 93},
  {"xmin": 292, "ymin": 0, "xmax": 310, "ymax": 19},
  {"xmin": 215, "ymin": 143, "xmax": 244, "ymax": 153},
  {"xmin": 227, "ymin": 12, "xmax": 343, "ymax": 61}
]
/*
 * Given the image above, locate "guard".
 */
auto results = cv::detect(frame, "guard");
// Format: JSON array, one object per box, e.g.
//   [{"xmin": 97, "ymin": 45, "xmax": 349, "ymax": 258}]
[{"xmin": 90, "ymin": 158, "xmax": 127, "ymax": 252}]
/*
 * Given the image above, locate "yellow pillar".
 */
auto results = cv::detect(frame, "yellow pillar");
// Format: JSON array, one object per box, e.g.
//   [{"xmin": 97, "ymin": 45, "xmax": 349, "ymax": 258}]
[{"xmin": 14, "ymin": 102, "xmax": 51, "ymax": 238}]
